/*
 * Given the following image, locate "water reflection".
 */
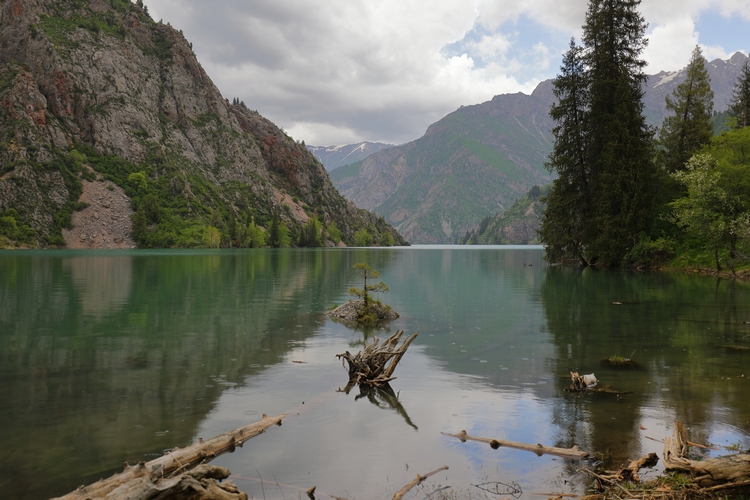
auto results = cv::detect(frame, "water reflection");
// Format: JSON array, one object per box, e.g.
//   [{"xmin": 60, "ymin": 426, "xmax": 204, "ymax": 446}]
[
  {"xmin": 0, "ymin": 249, "xmax": 356, "ymax": 499},
  {"xmin": 1, "ymin": 248, "xmax": 749, "ymax": 499},
  {"xmin": 342, "ymin": 383, "xmax": 418, "ymax": 430},
  {"xmin": 541, "ymin": 266, "xmax": 750, "ymax": 470}
]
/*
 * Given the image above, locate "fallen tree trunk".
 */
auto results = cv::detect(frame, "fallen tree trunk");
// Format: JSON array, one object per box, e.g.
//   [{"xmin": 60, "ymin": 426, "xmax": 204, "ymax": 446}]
[
  {"xmin": 336, "ymin": 330, "xmax": 418, "ymax": 387},
  {"xmin": 663, "ymin": 420, "xmax": 750, "ymax": 488},
  {"xmin": 54, "ymin": 413, "xmax": 286, "ymax": 500},
  {"xmin": 441, "ymin": 430, "xmax": 590, "ymax": 459}
]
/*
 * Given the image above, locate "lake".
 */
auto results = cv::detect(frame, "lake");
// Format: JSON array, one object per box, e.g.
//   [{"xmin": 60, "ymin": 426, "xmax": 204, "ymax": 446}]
[{"xmin": 1, "ymin": 246, "xmax": 749, "ymax": 499}]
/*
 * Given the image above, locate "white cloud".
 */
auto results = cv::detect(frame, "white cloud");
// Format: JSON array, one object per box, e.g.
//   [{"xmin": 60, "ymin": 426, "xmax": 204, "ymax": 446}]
[
  {"xmin": 144, "ymin": 0, "xmax": 749, "ymax": 145},
  {"xmin": 642, "ymin": 17, "xmax": 699, "ymax": 72}
]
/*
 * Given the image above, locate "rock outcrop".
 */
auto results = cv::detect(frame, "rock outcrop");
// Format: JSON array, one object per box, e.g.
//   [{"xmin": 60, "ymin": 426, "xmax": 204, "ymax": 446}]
[{"xmin": 0, "ymin": 0, "xmax": 406, "ymax": 248}]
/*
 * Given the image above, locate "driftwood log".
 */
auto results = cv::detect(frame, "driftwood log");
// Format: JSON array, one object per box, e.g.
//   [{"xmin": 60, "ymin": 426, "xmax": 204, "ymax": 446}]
[
  {"xmin": 567, "ymin": 371, "xmax": 598, "ymax": 392},
  {"xmin": 336, "ymin": 330, "xmax": 418, "ymax": 387},
  {"xmin": 392, "ymin": 466, "xmax": 449, "ymax": 500},
  {"xmin": 441, "ymin": 430, "xmax": 590, "ymax": 459},
  {"xmin": 663, "ymin": 420, "xmax": 750, "ymax": 488},
  {"xmin": 596, "ymin": 453, "xmax": 659, "ymax": 483},
  {"xmin": 54, "ymin": 413, "xmax": 286, "ymax": 500}
]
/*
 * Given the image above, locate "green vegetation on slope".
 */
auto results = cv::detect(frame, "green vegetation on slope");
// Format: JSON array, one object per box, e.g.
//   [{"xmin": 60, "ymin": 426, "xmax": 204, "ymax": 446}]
[
  {"xmin": 331, "ymin": 92, "xmax": 554, "ymax": 244},
  {"xmin": 0, "ymin": 0, "xmax": 406, "ymax": 249},
  {"xmin": 460, "ymin": 184, "xmax": 550, "ymax": 245}
]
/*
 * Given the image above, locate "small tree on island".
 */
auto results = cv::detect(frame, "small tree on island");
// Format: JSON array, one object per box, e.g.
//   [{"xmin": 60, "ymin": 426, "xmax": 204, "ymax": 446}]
[
  {"xmin": 348, "ymin": 262, "xmax": 388, "ymax": 309},
  {"xmin": 328, "ymin": 262, "xmax": 399, "ymax": 327}
]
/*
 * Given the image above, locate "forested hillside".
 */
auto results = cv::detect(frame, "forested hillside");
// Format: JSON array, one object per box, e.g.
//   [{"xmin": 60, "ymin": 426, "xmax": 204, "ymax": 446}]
[
  {"xmin": 539, "ymin": 0, "xmax": 750, "ymax": 272},
  {"xmin": 0, "ymin": 0, "xmax": 406, "ymax": 249}
]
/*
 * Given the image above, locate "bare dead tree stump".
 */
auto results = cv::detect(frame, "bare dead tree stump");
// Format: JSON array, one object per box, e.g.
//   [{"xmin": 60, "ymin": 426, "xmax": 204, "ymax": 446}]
[
  {"xmin": 663, "ymin": 420, "xmax": 750, "ymax": 488},
  {"xmin": 336, "ymin": 330, "xmax": 418, "ymax": 387}
]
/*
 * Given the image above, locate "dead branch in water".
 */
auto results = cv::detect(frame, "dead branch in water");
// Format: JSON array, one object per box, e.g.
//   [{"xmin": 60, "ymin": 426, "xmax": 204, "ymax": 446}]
[
  {"xmin": 336, "ymin": 330, "xmax": 418, "ymax": 386},
  {"xmin": 441, "ymin": 430, "xmax": 590, "ymax": 459},
  {"xmin": 392, "ymin": 466, "xmax": 449, "ymax": 500}
]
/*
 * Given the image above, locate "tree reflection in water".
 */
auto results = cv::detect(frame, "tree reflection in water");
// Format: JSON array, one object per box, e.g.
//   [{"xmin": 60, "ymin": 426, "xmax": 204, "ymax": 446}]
[{"xmin": 338, "ymin": 381, "xmax": 418, "ymax": 430}]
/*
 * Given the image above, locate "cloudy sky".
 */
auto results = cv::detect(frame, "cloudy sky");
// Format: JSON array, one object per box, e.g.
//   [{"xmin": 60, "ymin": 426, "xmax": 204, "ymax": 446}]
[{"xmin": 144, "ymin": 0, "xmax": 750, "ymax": 146}]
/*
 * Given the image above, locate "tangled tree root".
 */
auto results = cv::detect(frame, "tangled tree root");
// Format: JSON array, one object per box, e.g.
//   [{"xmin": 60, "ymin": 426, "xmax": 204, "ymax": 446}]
[{"xmin": 335, "ymin": 330, "xmax": 417, "ymax": 388}]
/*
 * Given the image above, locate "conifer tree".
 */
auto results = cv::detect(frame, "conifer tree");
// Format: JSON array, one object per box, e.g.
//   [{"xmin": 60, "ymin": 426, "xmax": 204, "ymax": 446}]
[
  {"xmin": 582, "ymin": 0, "xmax": 656, "ymax": 265},
  {"xmin": 729, "ymin": 58, "xmax": 750, "ymax": 129},
  {"xmin": 540, "ymin": 0, "xmax": 657, "ymax": 266},
  {"xmin": 268, "ymin": 206, "xmax": 280, "ymax": 247},
  {"xmin": 658, "ymin": 45, "xmax": 714, "ymax": 172},
  {"xmin": 539, "ymin": 39, "xmax": 591, "ymax": 264}
]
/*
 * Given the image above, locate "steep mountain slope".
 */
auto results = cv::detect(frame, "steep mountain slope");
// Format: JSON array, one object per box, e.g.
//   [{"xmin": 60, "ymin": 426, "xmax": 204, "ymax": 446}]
[
  {"xmin": 332, "ymin": 53, "xmax": 747, "ymax": 244},
  {"xmin": 0, "ymin": 0, "xmax": 406, "ymax": 248},
  {"xmin": 460, "ymin": 184, "xmax": 549, "ymax": 245},
  {"xmin": 307, "ymin": 142, "xmax": 394, "ymax": 170},
  {"xmin": 644, "ymin": 52, "xmax": 748, "ymax": 125},
  {"xmin": 331, "ymin": 83, "xmax": 556, "ymax": 243}
]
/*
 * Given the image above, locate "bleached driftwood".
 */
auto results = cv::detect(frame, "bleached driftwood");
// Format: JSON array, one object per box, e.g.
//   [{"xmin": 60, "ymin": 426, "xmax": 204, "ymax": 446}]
[
  {"xmin": 663, "ymin": 420, "xmax": 750, "ymax": 488},
  {"xmin": 598, "ymin": 453, "xmax": 659, "ymax": 483},
  {"xmin": 392, "ymin": 466, "xmax": 449, "ymax": 500},
  {"xmin": 54, "ymin": 413, "xmax": 286, "ymax": 500},
  {"xmin": 336, "ymin": 330, "xmax": 418, "ymax": 387},
  {"xmin": 567, "ymin": 371, "xmax": 598, "ymax": 392},
  {"xmin": 441, "ymin": 430, "xmax": 590, "ymax": 459},
  {"xmin": 663, "ymin": 420, "xmax": 691, "ymax": 471}
]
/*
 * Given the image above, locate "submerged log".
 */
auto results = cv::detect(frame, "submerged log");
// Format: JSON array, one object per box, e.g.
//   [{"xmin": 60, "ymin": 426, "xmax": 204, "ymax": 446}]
[
  {"xmin": 663, "ymin": 420, "xmax": 750, "ymax": 488},
  {"xmin": 336, "ymin": 330, "xmax": 418, "ymax": 386},
  {"xmin": 54, "ymin": 413, "xmax": 286, "ymax": 500},
  {"xmin": 442, "ymin": 430, "xmax": 590, "ymax": 459}
]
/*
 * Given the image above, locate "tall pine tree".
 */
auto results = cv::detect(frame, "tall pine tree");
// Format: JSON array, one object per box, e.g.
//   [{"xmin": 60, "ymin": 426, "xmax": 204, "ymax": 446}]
[
  {"xmin": 539, "ymin": 39, "xmax": 591, "ymax": 264},
  {"xmin": 729, "ymin": 58, "xmax": 750, "ymax": 129},
  {"xmin": 657, "ymin": 45, "xmax": 714, "ymax": 173},
  {"xmin": 540, "ymin": 0, "xmax": 657, "ymax": 266}
]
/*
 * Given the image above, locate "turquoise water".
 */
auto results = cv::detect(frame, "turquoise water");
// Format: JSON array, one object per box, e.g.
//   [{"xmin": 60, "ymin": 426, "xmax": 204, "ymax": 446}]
[{"xmin": 1, "ymin": 246, "xmax": 749, "ymax": 499}]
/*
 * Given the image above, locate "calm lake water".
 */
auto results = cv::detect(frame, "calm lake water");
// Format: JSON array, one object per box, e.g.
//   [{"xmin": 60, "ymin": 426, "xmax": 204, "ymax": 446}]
[{"xmin": 1, "ymin": 246, "xmax": 749, "ymax": 499}]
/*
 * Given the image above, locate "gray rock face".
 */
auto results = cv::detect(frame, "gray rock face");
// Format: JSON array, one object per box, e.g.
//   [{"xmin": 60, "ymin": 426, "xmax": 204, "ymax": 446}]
[{"xmin": 0, "ymin": 0, "xmax": 406, "ymax": 247}]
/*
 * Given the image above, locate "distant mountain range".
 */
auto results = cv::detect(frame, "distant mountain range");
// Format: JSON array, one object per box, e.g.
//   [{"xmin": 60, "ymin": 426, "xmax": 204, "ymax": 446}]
[
  {"xmin": 307, "ymin": 142, "xmax": 394, "ymax": 170},
  {"xmin": 330, "ymin": 52, "xmax": 748, "ymax": 244}
]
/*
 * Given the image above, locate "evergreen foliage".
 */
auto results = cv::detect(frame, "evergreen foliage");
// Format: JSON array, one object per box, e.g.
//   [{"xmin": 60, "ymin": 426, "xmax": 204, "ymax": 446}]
[
  {"xmin": 658, "ymin": 46, "xmax": 714, "ymax": 173},
  {"xmin": 540, "ymin": 0, "xmax": 658, "ymax": 266},
  {"xmin": 348, "ymin": 263, "xmax": 388, "ymax": 309},
  {"xmin": 298, "ymin": 217, "xmax": 323, "ymax": 247},
  {"xmin": 539, "ymin": 39, "xmax": 591, "ymax": 264},
  {"xmin": 729, "ymin": 59, "xmax": 750, "ymax": 129}
]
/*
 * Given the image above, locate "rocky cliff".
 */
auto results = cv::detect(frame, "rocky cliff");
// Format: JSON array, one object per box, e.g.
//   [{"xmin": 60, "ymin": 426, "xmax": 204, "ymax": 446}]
[{"xmin": 0, "ymin": 0, "xmax": 406, "ymax": 248}]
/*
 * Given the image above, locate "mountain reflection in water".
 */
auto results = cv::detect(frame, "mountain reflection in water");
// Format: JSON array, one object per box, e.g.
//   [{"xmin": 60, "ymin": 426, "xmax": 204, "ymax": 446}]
[{"xmin": 0, "ymin": 247, "xmax": 748, "ymax": 499}]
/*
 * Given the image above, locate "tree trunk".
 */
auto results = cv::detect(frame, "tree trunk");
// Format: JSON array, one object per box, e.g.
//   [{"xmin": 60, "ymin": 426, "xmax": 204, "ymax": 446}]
[
  {"xmin": 54, "ymin": 413, "xmax": 286, "ymax": 500},
  {"xmin": 442, "ymin": 430, "xmax": 590, "ymax": 459},
  {"xmin": 663, "ymin": 420, "xmax": 750, "ymax": 487}
]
